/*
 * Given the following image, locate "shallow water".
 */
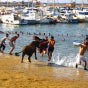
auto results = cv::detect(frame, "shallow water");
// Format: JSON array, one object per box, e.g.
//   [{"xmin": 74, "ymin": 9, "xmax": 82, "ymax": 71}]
[{"xmin": 0, "ymin": 23, "xmax": 88, "ymax": 68}]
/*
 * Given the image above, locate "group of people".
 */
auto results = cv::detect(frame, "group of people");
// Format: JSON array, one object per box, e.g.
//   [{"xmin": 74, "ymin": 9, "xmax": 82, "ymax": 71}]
[
  {"xmin": 0, "ymin": 33, "xmax": 19, "ymax": 55},
  {"xmin": 33, "ymin": 35, "xmax": 55, "ymax": 61},
  {"xmin": 1, "ymin": 32, "xmax": 88, "ymax": 70},
  {"xmin": 0, "ymin": 33, "xmax": 55, "ymax": 61},
  {"xmin": 32, "ymin": 34, "xmax": 88, "ymax": 70}
]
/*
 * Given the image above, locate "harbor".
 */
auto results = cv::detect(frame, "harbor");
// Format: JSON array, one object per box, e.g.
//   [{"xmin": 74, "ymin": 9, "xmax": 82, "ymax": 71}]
[{"xmin": 0, "ymin": 1, "xmax": 88, "ymax": 24}]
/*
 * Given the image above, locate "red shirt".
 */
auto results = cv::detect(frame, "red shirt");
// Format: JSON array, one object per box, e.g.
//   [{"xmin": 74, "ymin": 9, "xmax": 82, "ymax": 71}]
[{"xmin": 10, "ymin": 36, "xmax": 18, "ymax": 42}]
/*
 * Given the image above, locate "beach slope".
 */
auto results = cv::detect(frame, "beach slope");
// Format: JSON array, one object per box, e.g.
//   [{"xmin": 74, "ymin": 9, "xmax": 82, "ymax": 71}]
[{"xmin": 0, "ymin": 53, "xmax": 88, "ymax": 88}]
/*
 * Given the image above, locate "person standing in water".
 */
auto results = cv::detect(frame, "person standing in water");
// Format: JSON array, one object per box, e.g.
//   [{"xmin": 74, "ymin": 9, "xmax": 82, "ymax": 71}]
[
  {"xmin": 48, "ymin": 36, "xmax": 55, "ymax": 61},
  {"xmin": 39, "ymin": 36, "xmax": 48, "ymax": 56},
  {"xmin": 0, "ymin": 33, "xmax": 9, "ymax": 53},
  {"xmin": 76, "ymin": 40, "xmax": 88, "ymax": 70},
  {"xmin": 9, "ymin": 34, "xmax": 19, "ymax": 55}
]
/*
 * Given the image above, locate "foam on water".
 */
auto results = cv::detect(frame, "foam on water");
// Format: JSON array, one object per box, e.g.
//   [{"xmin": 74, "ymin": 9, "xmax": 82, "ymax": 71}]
[{"xmin": 49, "ymin": 53, "xmax": 77, "ymax": 67}]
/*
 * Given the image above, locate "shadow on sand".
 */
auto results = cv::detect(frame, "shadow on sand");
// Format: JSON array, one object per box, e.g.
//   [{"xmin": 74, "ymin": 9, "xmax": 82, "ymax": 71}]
[{"xmin": 34, "ymin": 62, "xmax": 67, "ymax": 68}]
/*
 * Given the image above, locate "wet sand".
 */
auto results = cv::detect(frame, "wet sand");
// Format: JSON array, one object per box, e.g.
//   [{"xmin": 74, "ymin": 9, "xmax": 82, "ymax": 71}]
[{"xmin": 0, "ymin": 53, "xmax": 88, "ymax": 88}]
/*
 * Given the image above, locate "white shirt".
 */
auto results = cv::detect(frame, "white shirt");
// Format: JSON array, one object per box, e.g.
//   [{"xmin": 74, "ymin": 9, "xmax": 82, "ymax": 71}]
[{"xmin": 0, "ymin": 36, "xmax": 8, "ymax": 44}]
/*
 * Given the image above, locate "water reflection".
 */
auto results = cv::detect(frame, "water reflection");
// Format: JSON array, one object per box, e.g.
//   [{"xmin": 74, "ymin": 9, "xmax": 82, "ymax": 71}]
[{"xmin": 1, "ymin": 24, "xmax": 20, "ymax": 31}]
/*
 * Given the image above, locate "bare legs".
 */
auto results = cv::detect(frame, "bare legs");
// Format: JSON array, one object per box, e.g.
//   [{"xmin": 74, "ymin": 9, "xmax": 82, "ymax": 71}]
[
  {"xmin": 9, "ymin": 45, "xmax": 15, "ymax": 55},
  {"xmin": 84, "ymin": 60, "xmax": 87, "ymax": 70},
  {"xmin": 0, "ymin": 44, "xmax": 6, "ymax": 53},
  {"xmin": 76, "ymin": 60, "xmax": 87, "ymax": 70},
  {"xmin": 48, "ymin": 51, "xmax": 52, "ymax": 61}
]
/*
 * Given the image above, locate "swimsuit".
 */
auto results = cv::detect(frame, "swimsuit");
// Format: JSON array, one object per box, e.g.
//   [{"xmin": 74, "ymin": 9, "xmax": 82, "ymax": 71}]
[
  {"xmin": 9, "ymin": 36, "xmax": 18, "ymax": 47},
  {"xmin": 76, "ymin": 54, "xmax": 86, "ymax": 63},
  {"xmin": 48, "ymin": 46, "xmax": 54, "ymax": 52}
]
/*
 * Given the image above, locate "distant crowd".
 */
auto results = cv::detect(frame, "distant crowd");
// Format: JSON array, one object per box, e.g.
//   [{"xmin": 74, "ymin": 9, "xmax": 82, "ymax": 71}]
[{"xmin": 0, "ymin": 31, "xmax": 86, "ymax": 38}]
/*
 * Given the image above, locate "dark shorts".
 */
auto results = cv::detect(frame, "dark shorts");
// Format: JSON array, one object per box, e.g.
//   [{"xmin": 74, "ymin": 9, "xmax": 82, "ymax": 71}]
[
  {"xmin": 48, "ymin": 47, "xmax": 54, "ymax": 52},
  {"xmin": 0, "ymin": 43, "xmax": 5, "ymax": 47},
  {"xmin": 0, "ymin": 43, "xmax": 6, "ymax": 51}
]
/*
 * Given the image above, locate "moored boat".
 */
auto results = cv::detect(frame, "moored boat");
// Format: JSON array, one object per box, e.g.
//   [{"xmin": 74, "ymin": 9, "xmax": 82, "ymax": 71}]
[{"xmin": 1, "ymin": 13, "xmax": 28, "ymax": 25}]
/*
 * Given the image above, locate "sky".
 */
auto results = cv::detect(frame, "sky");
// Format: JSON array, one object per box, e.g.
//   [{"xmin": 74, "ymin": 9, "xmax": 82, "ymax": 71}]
[{"xmin": 0, "ymin": 0, "xmax": 88, "ymax": 4}]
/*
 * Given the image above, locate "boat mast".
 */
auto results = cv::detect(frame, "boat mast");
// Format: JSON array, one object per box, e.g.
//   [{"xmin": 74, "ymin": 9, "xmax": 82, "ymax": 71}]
[
  {"xmin": 7, "ymin": 0, "xmax": 8, "ymax": 7},
  {"xmin": 65, "ymin": 0, "xmax": 66, "ymax": 4},
  {"xmin": 53, "ymin": 0, "xmax": 55, "ymax": 14},
  {"xmin": 47, "ymin": 0, "xmax": 48, "ymax": 6},
  {"xmin": 75, "ymin": 0, "xmax": 76, "ymax": 8},
  {"xmin": 71, "ymin": 0, "xmax": 73, "ymax": 3},
  {"xmin": 28, "ymin": 0, "xmax": 29, "ymax": 7},
  {"xmin": 32, "ymin": 0, "xmax": 33, "ymax": 7},
  {"xmin": 82, "ymin": 0, "xmax": 84, "ymax": 8}
]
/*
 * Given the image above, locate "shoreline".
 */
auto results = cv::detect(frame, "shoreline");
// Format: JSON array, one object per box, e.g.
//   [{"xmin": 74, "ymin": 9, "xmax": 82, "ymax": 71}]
[{"xmin": 0, "ymin": 53, "xmax": 88, "ymax": 88}]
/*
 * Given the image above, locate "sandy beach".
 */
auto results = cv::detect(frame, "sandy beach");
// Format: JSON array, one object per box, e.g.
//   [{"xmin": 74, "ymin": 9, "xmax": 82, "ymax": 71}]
[{"xmin": 0, "ymin": 53, "xmax": 88, "ymax": 88}]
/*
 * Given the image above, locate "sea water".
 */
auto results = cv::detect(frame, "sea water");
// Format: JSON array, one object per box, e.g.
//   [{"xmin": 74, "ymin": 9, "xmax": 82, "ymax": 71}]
[{"xmin": 0, "ymin": 23, "xmax": 88, "ymax": 68}]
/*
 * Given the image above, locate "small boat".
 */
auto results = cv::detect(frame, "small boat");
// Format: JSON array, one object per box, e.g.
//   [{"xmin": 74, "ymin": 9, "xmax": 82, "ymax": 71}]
[
  {"xmin": 67, "ymin": 14, "xmax": 79, "ymax": 23},
  {"xmin": 21, "ymin": 8, "xmax": 40, "ymax": 24},
  {"xmin": 1, "ymin": 13, "xmax": 28, "ymax": 25},
  {"xmin": 73, "ymin": 9, "xmax": 88, "ymax": 22},
  {"xmin": 57, "ymin": 19, "xmax": 68, "ymax": 23},
  {"xmin": 59, "ymin": 12, "xmax": 79, "ymax": 23},
  {"xmin": 39, "ymin": 17, "xmax": 56, "ymax": 24}
]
